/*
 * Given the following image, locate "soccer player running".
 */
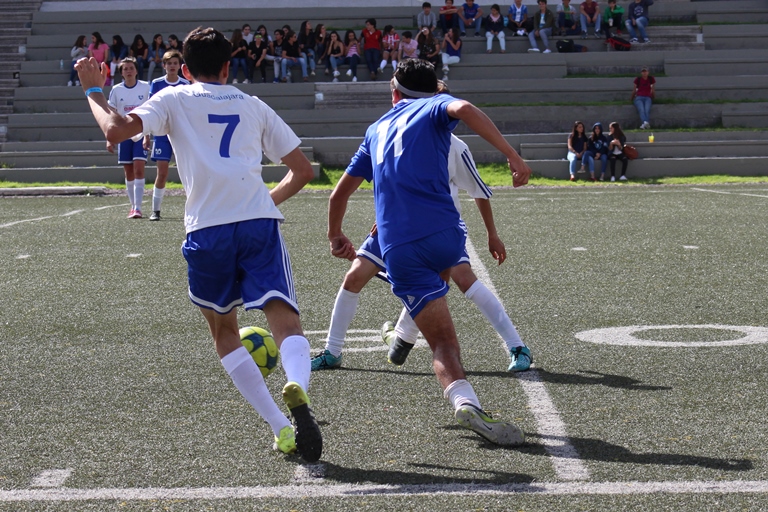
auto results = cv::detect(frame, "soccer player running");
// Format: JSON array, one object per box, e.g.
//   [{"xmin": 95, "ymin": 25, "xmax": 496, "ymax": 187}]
[
  {"xmin": 327, "ymin": 59, "xmax": 531, "ymax": 446},
  {"xmin": 107, "ymin": 56, "xmax": 150, "ymax": 219},
  {"xmin": 75, "ymin": 27, "xmax": 323, "ymax": 462},
  {"xmin": 142, "ymin": 49, "xmax": 189, "ymax": 221},
  {"xmin": 312, "ymin": 129, "xmax": 533, "ymax": 372}
]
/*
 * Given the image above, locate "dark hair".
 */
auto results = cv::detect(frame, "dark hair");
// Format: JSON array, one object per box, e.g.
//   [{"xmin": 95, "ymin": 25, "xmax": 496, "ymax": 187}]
[
  {"xmin": 74, "ymin": 35, "xmax": 86, "ymax": 48},
  {"xmin": 423, "ymin": 1, "xmax": 432, "ymax": 7},
  {"xmin": 314, "ymin": 23, "xmax": 326, "ymax": 41},
  {"xmin": 92, "ymin": 32, "xmax": 106, "ymax": 46},
  {"xmin": 492, "ymin": 3, "xmax": 500, "ymax": 11},
  {"xmin": 609, "ymin": 121, "xmax": 625, "ymax": 139},
  {"xmin": 257, "ymin": 25, "xmax": 268, "ymax": 36},
  {"xmin": 344, "ymin": 29, "xmax": 357, "ymax": 46},
  {"xmin": 151, "ymin": 33, "xmax": 165, "ymax": 51},
  {"xmin": 230, "ymin": 28, "xmax": 243, "ymax": 46},
  {"xmin": 130, "ymin": 34, "xmax": 147, "ymax": 54},
  {"xmin": 538, "ymin": 0, "xmax": 547, "ymax": 4},
  {"xmin": 168, "ymin": 34, "xmax": 180, "ymax": 49},
  {"xmin": 570, "ymin": 121, "xmax": 585, "ymax": 140},
  {"xmin": 366, "ymin": 18, "xmax": 377, "ymax": 28},
  {"xmin": 242, "ymin": 23, "xmax": 251, "ymax": 30},
  {"xmin": 282, "ymin": 24, "xmax": 292, "ymax": 33},
  {"xmin": 118, "ymin": 56, "xmax": 137, "ymax": 72},
  {"xmin": 394, "ymin": 59, "xmax": 437, "ymax": 98},
  {"xmin": 112, "ymin": 35, "xmax": 123, "ymax": 46},
  {"xmin": 590, "ymin": 122, "xmax": 603, "ymax": 141},
  {"xmin": 183, "ymin": 27, "xmax": 232, "ymax": 79},
  {"xmin": 436, "ymin": 79, "xmax": 450, "ymax": 94},
  {"xmin": 285, "ymin": 30, "xmax": 297, "ymax": 40},
  {"xmin": 450, "ymin": 27, "xmax": 460, "ymax": 40},
  {"xmin": 300, "ymin": 20, "xmax": 311, "ymax": 34},
  {"xmin": 383, "ymin": 24, "xmax": 394, "ymax": 35},
  {"xmin": 402, "ymin": 30, "xmax": 413, "ymax": 39}
]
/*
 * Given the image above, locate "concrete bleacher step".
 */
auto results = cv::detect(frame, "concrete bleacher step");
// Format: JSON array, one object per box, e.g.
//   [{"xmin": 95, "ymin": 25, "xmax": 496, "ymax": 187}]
[
  {"xmin": 695, "ymin": 0, "xmax": 768, "ymax": 23},
  {"xmin": 703, "ymin": 24, "xmax": 768, "ymax": 50},
  {"xmin": 0, "ymin": 163, "xmax": 321, "ymax": 184},
  {"xmin": 529, "ymin": 157, "xmax": 768, "ymax": 178},
  {"xmin": 520, "ymin": 140, "xmax": 768, "ymax": 160}
]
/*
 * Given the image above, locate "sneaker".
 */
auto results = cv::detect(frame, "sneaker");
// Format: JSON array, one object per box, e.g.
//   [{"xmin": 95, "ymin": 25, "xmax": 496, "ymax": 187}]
[
  {"xmin": 332, "ymin": 77, "xmax": 339, "ymax": 82},
  {"xmin": 442, "ymin": 75, "xmax": 449, "ymax": 81},
  {"xmin": 578, "ymin": 165, "xmax": 586, "ymax": 174},
  {"xmin": 273, "ymin": 425, "xmax": 297, "ymax": 454},
  {"xmin": 527, "ymin": 48, "xmax": 540, "ymax": 53},
  {"xmin": 595, "ymin": 31, "xmax": 602, "ymax": 39},
  {"xmin": 282, "ymin": 382, "xmax": 322, "ymax": 462},
  {"xmin": 128, "ymin": 209, "xmax": 142, "ymax": 219},
  {"xmin": 442, "ymin": 65, "xmax": 449, "ymax": 73},
  {"xmin": 610, "ymin": 176, "xmax": 616, "ymax": 182},
  {"xmin": 582, "ymin": 32, "xmax": 588, "ymax": 39},
  {"xmin": 619, "ymin": 175, "xmax": 628, "ymax": 181},
  {"xmin": 630, "ymin": 38, "xmax": 639, "ymax": 43},
  {"xmin": 370, "ymin": 71, "xmax": 377, "ymax": 81},
  {"xmin": 382, "ymin": 321, "xmax": 414, "ymax": 366},
  {"xmin": 149, "ymin": 210, "xmax": 161, "ymax": 221},
  {"xmin": 590, "ymin": 177, "xmax": 597, "ymax": 182},
  {"xmin": 333, "ymin": 70, "xmax": 340, "ymax": 77},
  {"xmin": 346, "ymin": 69, "xmax": 352, "ymax": 76},
  {"xmin": 643, "ymin": 38, "xmax": 651, "ymax": 43},
  {"xmin": 272, "ymin": 78, "xmax": 280, "ymax": 83},
  {"xmin": 127, "ymin": 208, "xmax": 135, "ymax": 219},
  {"xmin": 67, "ymin": 80, "xmax": 73, "ymax": 86},
  {"xmin": 543, "ymin": 49, "xmax": 552, "ymax": 54},
  {"xmin": 324, "ymin": 68, "xmax": 330, "ymax": 75},
  {"xmin": 378, "ymin": 67, "xmax": 384, "ymax": 74},
  {"xmin": 460, "ymin": 32, "xmax": 466, "ymax": 37},
  {"xmin": 645, "ymin": 122, "xmax": 651, "ymax": 129},
  {"xmin": 569, "ymin": 175, "xmax": 576, "ymax": 182},
  {"xmin": 352, "ymin": 76, "xmax": 358, "ymax": 82},
  {"xmin": 474, "ymin": 32, "xmax": 481, "ymax": 37},
  {"xmin": 75, "ymin": 80, "xmax": 80, "ymax": 86},
  {"xmin": 310, "ymin": 70, "xmax": 316, "ymax": 76},
  {"xmin": 232, "ymin": 79, "xmax": 239, "ymax": 84},
  {"xmin": 598, "ymin": 174, "xmax": 605, "ymax": 181},
  {"xmin": 508, "ymin": 346, "xmax": 532, "ymax": 372},
  {"xmin": 455, "ymin": 404, "xmax": 525, "ymax": 446},
  {"xmin": 310, "ymin": 349, "xmax": 342, "ymax": 371},
  {"xmin": 517, "ymin": 29, "xmax": 526, "ymax": 37},
  {"xmin": 243, "ymin": 79, "xmax": 250, "ymax": 84}
]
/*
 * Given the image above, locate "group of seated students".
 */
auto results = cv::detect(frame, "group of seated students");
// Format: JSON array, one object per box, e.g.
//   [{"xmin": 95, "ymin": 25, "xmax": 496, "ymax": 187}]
[{"xmin": 567, "ymin": 120, "xmax": 631, "ymax": 182}]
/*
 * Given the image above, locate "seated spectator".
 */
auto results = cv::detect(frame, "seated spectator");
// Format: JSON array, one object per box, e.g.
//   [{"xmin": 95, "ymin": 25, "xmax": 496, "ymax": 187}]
[
  {"xmin": 484, "ymin": 4, "xmax": 506, "ymax": 54},
  {"xmin": 528, "ymin": 0, "xmax": 554, "ymax": 53},
  {"xmin": 167, "ymin": 34, "xmax": 183, "ymax": 56},
  {"xmin": 625, "ymin": 0, "xmax": 653, "ymax": 43},
  {"xmin": 315, "ymin": 24, "xmax": 328, "ymax": 71},
  {"xmin": 325, "ymin": 30, "xmax": 345, "ymax": 80},
  {"xmin": 567, "ymin": 121, "xmax": 588, "ymax": 181},
  {"xmin": 146, "ymin": 34, "xmax": 166, "ymax": 82},
  {"xmin": 441, "ymin": 27, "xmax": 462, "ymax": 79},
  {"xmin": 108, "ymin": 34, "xmax": 126, "ymax": 83},
  {"xmin": 508, "ymin": 0, "xmax": 532, "ymax": 36},
  {"xmin": 281, "ymin": 30, "xmax": 309, "ymax": 82},
  {"xmin": 584, "ymin": 122, "xmax": 609, "ymax": 181},
  {"xmin": 419, "ymin": 2, "xmax": 438, "ymax": 33},
  {"xmin": 282, "ymin": 25, "xmax": 292, "ymax": 36},
  {"xmin": 266, "ymin": 29, "xmax": 285, "ymax": 83},
  {"xmin": 360, "ymin": 18, "xmax": 383, "ymax": 81},
  {"xmin": 242, "ymin": 24, "xmax": 254, "ymax": 44},
  {"xmin": 342, "ymin": 29, "xmax": 362, "ymax": 82},
  {"xmin": 129, "ymin": 34, "xmax": 149, "ymax": 80},
  {"xmin": 379, "ymin": 25, "xmax": 400, "ymax": 73},
  {"xmin": 458, "ymin": 0, "xmax": 483, "ymax": 37},
  {"xmin": 557, "ymin": 0, "xmax": 580, "ymax": 36},
  {"xmin": 298, "ymin": 21, "xmax": 317, "ymax": 76},
  {"xmin": 607, "ymin": 121, "xmax": 629, "ymax": 181},
  {"xmin": 580, "ymin": 0, "xmax": 602, "ymax": 38},
  {"xmin": 417, "ymin": 26, "xmax": 441, "ymax": 66},
  {"xmin": 256, "ymin": 25, "xmax": 272, "ymax": 43},
  {"xmin": 68, "ymin": 35, "xmax": 87, "ymax": 86},
  {"xmin": 439, "ymin": 0, "xmax": 460, "ymax": 36},
  {"xmin": 603, "ymin": 0, "xmax": 624, "ymax": 38},
  {"xmin": 229, "ymin": 28, "xmax": 249, "ymax": 83},
  {"xmin": 248, "ymin": 32, "xmax": 269, "ymax": 83},
  {"xmin": 631, "ymin": 66, "xmax": 655, "ymax": 129},
  {"xmin": 398, "ymin": 30, "xmax": 419, "ymax": 61}
]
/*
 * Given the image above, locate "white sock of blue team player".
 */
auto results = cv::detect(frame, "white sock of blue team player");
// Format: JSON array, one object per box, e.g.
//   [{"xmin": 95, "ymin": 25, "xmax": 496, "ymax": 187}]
[
  {"xmin": 152, "ymin": 187, "xmax": 165, "ymax": 212},
  {"xmin": 280, "ymin": 335, "xmax": 312, "ymax": 391},
  {"xmin": 125, "ymin": 179, "xmax": 135, "ymax": 209},
  {"xmin": 134, "ymin": 178, "xmax": 145, "ymax": 210},
  {"xmin": 325, "ymin": 288, "xmax": 360, "ymax": 357}
]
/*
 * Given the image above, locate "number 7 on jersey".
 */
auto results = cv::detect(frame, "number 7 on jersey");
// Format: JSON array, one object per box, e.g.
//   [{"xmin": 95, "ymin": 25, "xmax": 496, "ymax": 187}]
[{"xmin": 208, "ymin": 114, "xmax": 240, "ymax": 158}]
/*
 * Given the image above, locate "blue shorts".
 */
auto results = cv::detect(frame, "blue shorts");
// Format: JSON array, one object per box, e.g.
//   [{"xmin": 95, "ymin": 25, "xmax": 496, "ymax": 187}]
[
  {"xmin": 118, "ymin": 138, "xmax": 148, "ymax": 164},
  {"xmin": 181, "ymin": 218, "xmax": 298, "ymax": 315},
  {"xmin": 384, "ymin": 225, "xmax": 466, "ymax": 319},
  {"xmin": 151, "ymin": 135, "xmax": 173, "ymax": 162}
]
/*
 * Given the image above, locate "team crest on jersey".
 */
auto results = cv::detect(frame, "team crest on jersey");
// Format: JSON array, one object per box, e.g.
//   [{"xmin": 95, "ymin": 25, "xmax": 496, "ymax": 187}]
[{"xmin": 139, "ymin": 95, "xmax": 144, "ymax": 100}]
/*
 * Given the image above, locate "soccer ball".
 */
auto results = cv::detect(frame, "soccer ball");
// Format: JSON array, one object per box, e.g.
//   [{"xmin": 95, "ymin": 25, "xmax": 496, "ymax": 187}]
[{"xmin": 239, "ymin": 326, "xmax": 279, "ymax": 378}]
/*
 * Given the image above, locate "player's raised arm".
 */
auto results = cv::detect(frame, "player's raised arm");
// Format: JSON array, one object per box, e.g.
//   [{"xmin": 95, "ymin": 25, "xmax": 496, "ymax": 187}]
[
  {"xmin": 328, "ymin": 172, "xmax": 365, "ymax": 260},
  {"xmin": 446, "ymin": 100, "xmax": 531, "ymax": 188},
  {"xmin": 269, "ymin": 146, "xmax": 316, "ymax": 206},
  {"xmin": 75, "ymin": 57, "xmax": 144, "ymax": 144}
]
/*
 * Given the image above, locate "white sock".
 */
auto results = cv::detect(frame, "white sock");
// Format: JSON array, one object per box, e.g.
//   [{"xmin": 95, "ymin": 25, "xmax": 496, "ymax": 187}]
[
  {"xmin": 443, "ymin": 379, "xmax": 481, "ymax": 411},
  {"xmin": 280, "ymin": 335, "xmax": 311, "ymax": 392},
  {"xmin": 379, "ymin": 59, "xmax": 386, "ymax": 69},
  {"xmin": 393, "ymin": 307, "xmax": 419, "ymax": 345},
  {"xmin": 134, "ymin": 179, "xmax": 145, "ymax": 210},
  {"xmin": 125, "ymin": 179, "xmax": 135, "ymax": 209},
  {"xmin": 152, "ymin": 187, "xmax": 165, "ymax": 212},
  {"xmin": 325, "ymin": 288, "xmax": 359, "ymax": 356},
  {"xmin": 221, "ymin": 346, "xmax": 291, "ymax": 436},
  {"xmin": 465, "ymin": 280, "xmax": 525, "ymax": 350},
  {"xmin": 391, "ymin": 60, "xmax": 398, "ymax": 70}
]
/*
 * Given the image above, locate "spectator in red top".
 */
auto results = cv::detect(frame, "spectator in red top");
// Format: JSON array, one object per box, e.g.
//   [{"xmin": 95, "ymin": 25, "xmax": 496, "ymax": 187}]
[
  {"xmin": 439, "ymin": 0, "xmax": 460, "ymax": 36},
  {"xmin": 360, "ymin": 18, "xmax": 383, "ymax": 81},
  {"xmin": 580, "ymin": 0, "xmax": 602, "ymax": 38},
  {"xmin": 631, "ymin": 66, "xmax": 655, "ymax": 129}
]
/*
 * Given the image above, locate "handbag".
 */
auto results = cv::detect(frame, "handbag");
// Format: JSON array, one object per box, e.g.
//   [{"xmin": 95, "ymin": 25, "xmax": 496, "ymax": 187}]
[{"xmin": 623, "ymin": 144, "xmax": 639, "ymax": 160}]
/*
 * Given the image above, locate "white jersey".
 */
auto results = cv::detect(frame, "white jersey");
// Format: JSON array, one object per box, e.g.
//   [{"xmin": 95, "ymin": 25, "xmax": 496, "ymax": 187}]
[
  {"xmin": 130, "ymin": 82, "xmax": 301, "ymax": 233},
  {"xmin": 447, "ymin": 134, "xmax": 492, "ymax": 215},
  {"xmin": 107, "ymin": 80, "xmax": 150, "ymax": 115}
]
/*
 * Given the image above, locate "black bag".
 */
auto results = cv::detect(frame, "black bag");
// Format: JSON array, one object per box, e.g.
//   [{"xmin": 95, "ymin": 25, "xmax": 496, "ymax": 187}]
[
  {"xmin": 607, "ymin": 36, "xmax": 631, "ymax": 51},
  {"xmin": 556, "ymin": 39, "xmax": 575, "ymax": 53}
]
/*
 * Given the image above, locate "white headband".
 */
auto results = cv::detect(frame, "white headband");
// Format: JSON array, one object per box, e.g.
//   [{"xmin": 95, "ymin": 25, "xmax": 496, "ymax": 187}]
[{"xmin": 392, "ymin": 77, "xmax": 435, "ymax": 99}]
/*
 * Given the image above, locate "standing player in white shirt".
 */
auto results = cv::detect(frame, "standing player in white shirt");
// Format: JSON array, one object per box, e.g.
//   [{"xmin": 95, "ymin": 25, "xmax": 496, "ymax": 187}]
[
  {"xmin": 107, "ymin": 57, "xmax": 150, "ymax": 218},
  {"xmin": 75, "ymin": 27, "xmax": 322, "ymax": 462}
]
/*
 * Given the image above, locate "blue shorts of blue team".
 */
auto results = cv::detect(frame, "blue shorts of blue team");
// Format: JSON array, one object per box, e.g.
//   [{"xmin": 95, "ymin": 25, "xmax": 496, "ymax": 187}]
[
  {"xmin": 117, "ymin": 138, "xmax": 148, "ymax": 164},
  {"xmin": 384, "ymin": 225, "xmax": 466, "ymax": 319},
  {"xmin": 181, "ymin": 218, "xmax": 299, "ymax": 315},
  {"xmin": 151, "ymin": 135, "xmax": 173, "ymax": 162}
]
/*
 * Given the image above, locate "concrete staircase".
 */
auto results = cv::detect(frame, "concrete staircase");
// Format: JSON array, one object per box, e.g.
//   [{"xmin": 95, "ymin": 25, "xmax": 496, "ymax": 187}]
[{"xmin": 0, "ymin": 1, "xmax": 38, "ymax": 144}]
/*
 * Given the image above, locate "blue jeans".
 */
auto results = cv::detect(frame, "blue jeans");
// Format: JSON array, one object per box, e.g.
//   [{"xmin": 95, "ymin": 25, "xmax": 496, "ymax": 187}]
[
  {"xmin": 301, "ymin": 49, "xmax": 316, "ymax": 72},
  {"xmin": 331, "ymin": 54, "xmax": 359, "ymax": 76},
  {"xmin": 634, "ymin": 96, "xmax": 652, "ymax": 124},
  {"xmin": 230, "ymin": 57, "xmax": 247, "ymax": 81},
  {"xmin": 567, "ymin": 152, "xmax": 581, "ymax": 175},
  {"xmin": 364, "ymin": 48, "xmax": 381, "ymax": 73},
  {"xmin": 134, "ymin": 56, "xmax": 147, "ymax": 80},
  {"xmin": 580, "ymin": 13, "xmax": 602, "ymax": 34},
  {"xmin": 281, "ymin": 57, "xmax": 308, "ymax": 79},
  {"xmin": 557, "ymin": 14, "xmax": 579, "ymax": 35},
  {"xmin": 583, "ymin": 151, "xmax": 608, "ymax": 174},
  {"xmin": 459, "ymin": 16, "xmax": 482, "ymax": 35},
  {"xmin": 68, "ymin": 60, "xmax": 78, "ymax": 83},
  {"xmin": 625, "ymin": 16, "xmax": 649, "ymax": 40},
  {"xmin": 528, "ymin": 27, "xmax": 552, "ymax": 50},
  {"xmin": 440, "ymin": 14, "xmax": 459, "ymax": 34}
]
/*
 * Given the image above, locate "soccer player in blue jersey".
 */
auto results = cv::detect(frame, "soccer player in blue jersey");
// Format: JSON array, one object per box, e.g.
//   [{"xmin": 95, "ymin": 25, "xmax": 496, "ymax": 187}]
[
  {"xmin": 142, "ymin": 50, "xmax": 189, "ymax": 221},
  {"xmin": 327, "ymin": 59, "xmax": 531, "ymax": 446},
  {"xmin": 75, "ymin": 27, "xmax": 322, "ymax": 462}
]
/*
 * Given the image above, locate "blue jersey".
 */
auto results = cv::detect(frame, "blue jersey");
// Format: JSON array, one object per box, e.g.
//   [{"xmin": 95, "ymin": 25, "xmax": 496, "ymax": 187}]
[
  {"xmin": 346, "ymin": 94, "xmax": 461, "ymax": 255},
  {"xmin": 149, "ymin": 75, "xmax": 190, "ymax": 97}
]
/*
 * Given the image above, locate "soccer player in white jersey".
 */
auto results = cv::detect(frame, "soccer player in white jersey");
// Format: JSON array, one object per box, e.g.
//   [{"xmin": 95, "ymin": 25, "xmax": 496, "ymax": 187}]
[
  {"xmin": 312, "ymin": 130, "xmax": 533, "ymax": 373},
  {"xmin": 75, "ymin": 27, "xmax": 322, "ymax": 462},
  {"xmin": 327, "ymin": 59, "xmax": 531, "ymax": 446},
  {"xmin": 107, "ymin": 57, "xmax": 150, "ymax": 218},
  {"xmin": 142, "ymin": 50, "xmax": 189, "ymax": 221}
]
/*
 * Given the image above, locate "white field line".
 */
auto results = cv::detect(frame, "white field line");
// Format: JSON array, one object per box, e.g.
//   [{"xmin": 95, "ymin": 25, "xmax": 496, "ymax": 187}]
[
  {"xmin": 465, "ymin": 237, "xmax": 590, "ymax": 481},
  {"xmin": 3, "ymin": 480, "xmax": 768, "ymax": 502},
  {"xmin": 30, "ymin": 469, "xmax": 72, "ymax": 488},
  {"xmin": 303, "ymin": 330, "xmax": 428, "ymax": 353},
  {"xmin": 693, "ymin": 188, "xmax": 768, "ymax": 199},
  {"xmin": 1, "ymin": 204, "xmax": 129, "ymax": 228}
]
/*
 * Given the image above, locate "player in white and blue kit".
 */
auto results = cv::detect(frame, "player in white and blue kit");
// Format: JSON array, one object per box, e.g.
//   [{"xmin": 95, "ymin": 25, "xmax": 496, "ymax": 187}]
[
  {"xmin": 327, "ymin": 59, "xmax": 531, "ymax": 446},
  {"xmin": 107, "ymin": 56, "xmax": 150, "ymax": 218},
  {"xmin": 142, "ymin": 49, "xmax": 189, "ymax": 221},
  {"xmin": 76, "ymin": 28, "xmax": 322, "ymax": 462}
]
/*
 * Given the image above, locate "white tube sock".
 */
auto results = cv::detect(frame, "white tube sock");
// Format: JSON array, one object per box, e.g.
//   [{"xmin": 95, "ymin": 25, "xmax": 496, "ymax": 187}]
[
  {"xmin": 443, "ymin": 379, "xmax": 481, "ymax": 411},
  {"xmin": 152, "ymin": 187, "xmax": 165, "ymax": 212},
  {"xmin": 325, "ymin": 288, "xmax": 359, "ymax": 356},
  {"xmin": 221, "ymin": 346, "xmax": 290, "ymax": 436},
  {"xmin": 465, "ymin": 280, "xmax": 525, "ymax": 350},
  {"xmin": 125, "ymin": 179, "xmax": 135, "ymax": 209},
  {"xmin": 280, "ymin": 335, "xmax": 311, "ymax": 392},
  {"xmin": 134, "ymin": 179, "xmax": 145, "ymax": 210},
  {"xmin": 393, "ymin": 307, "xmax": 419, "ymax": 345}
]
